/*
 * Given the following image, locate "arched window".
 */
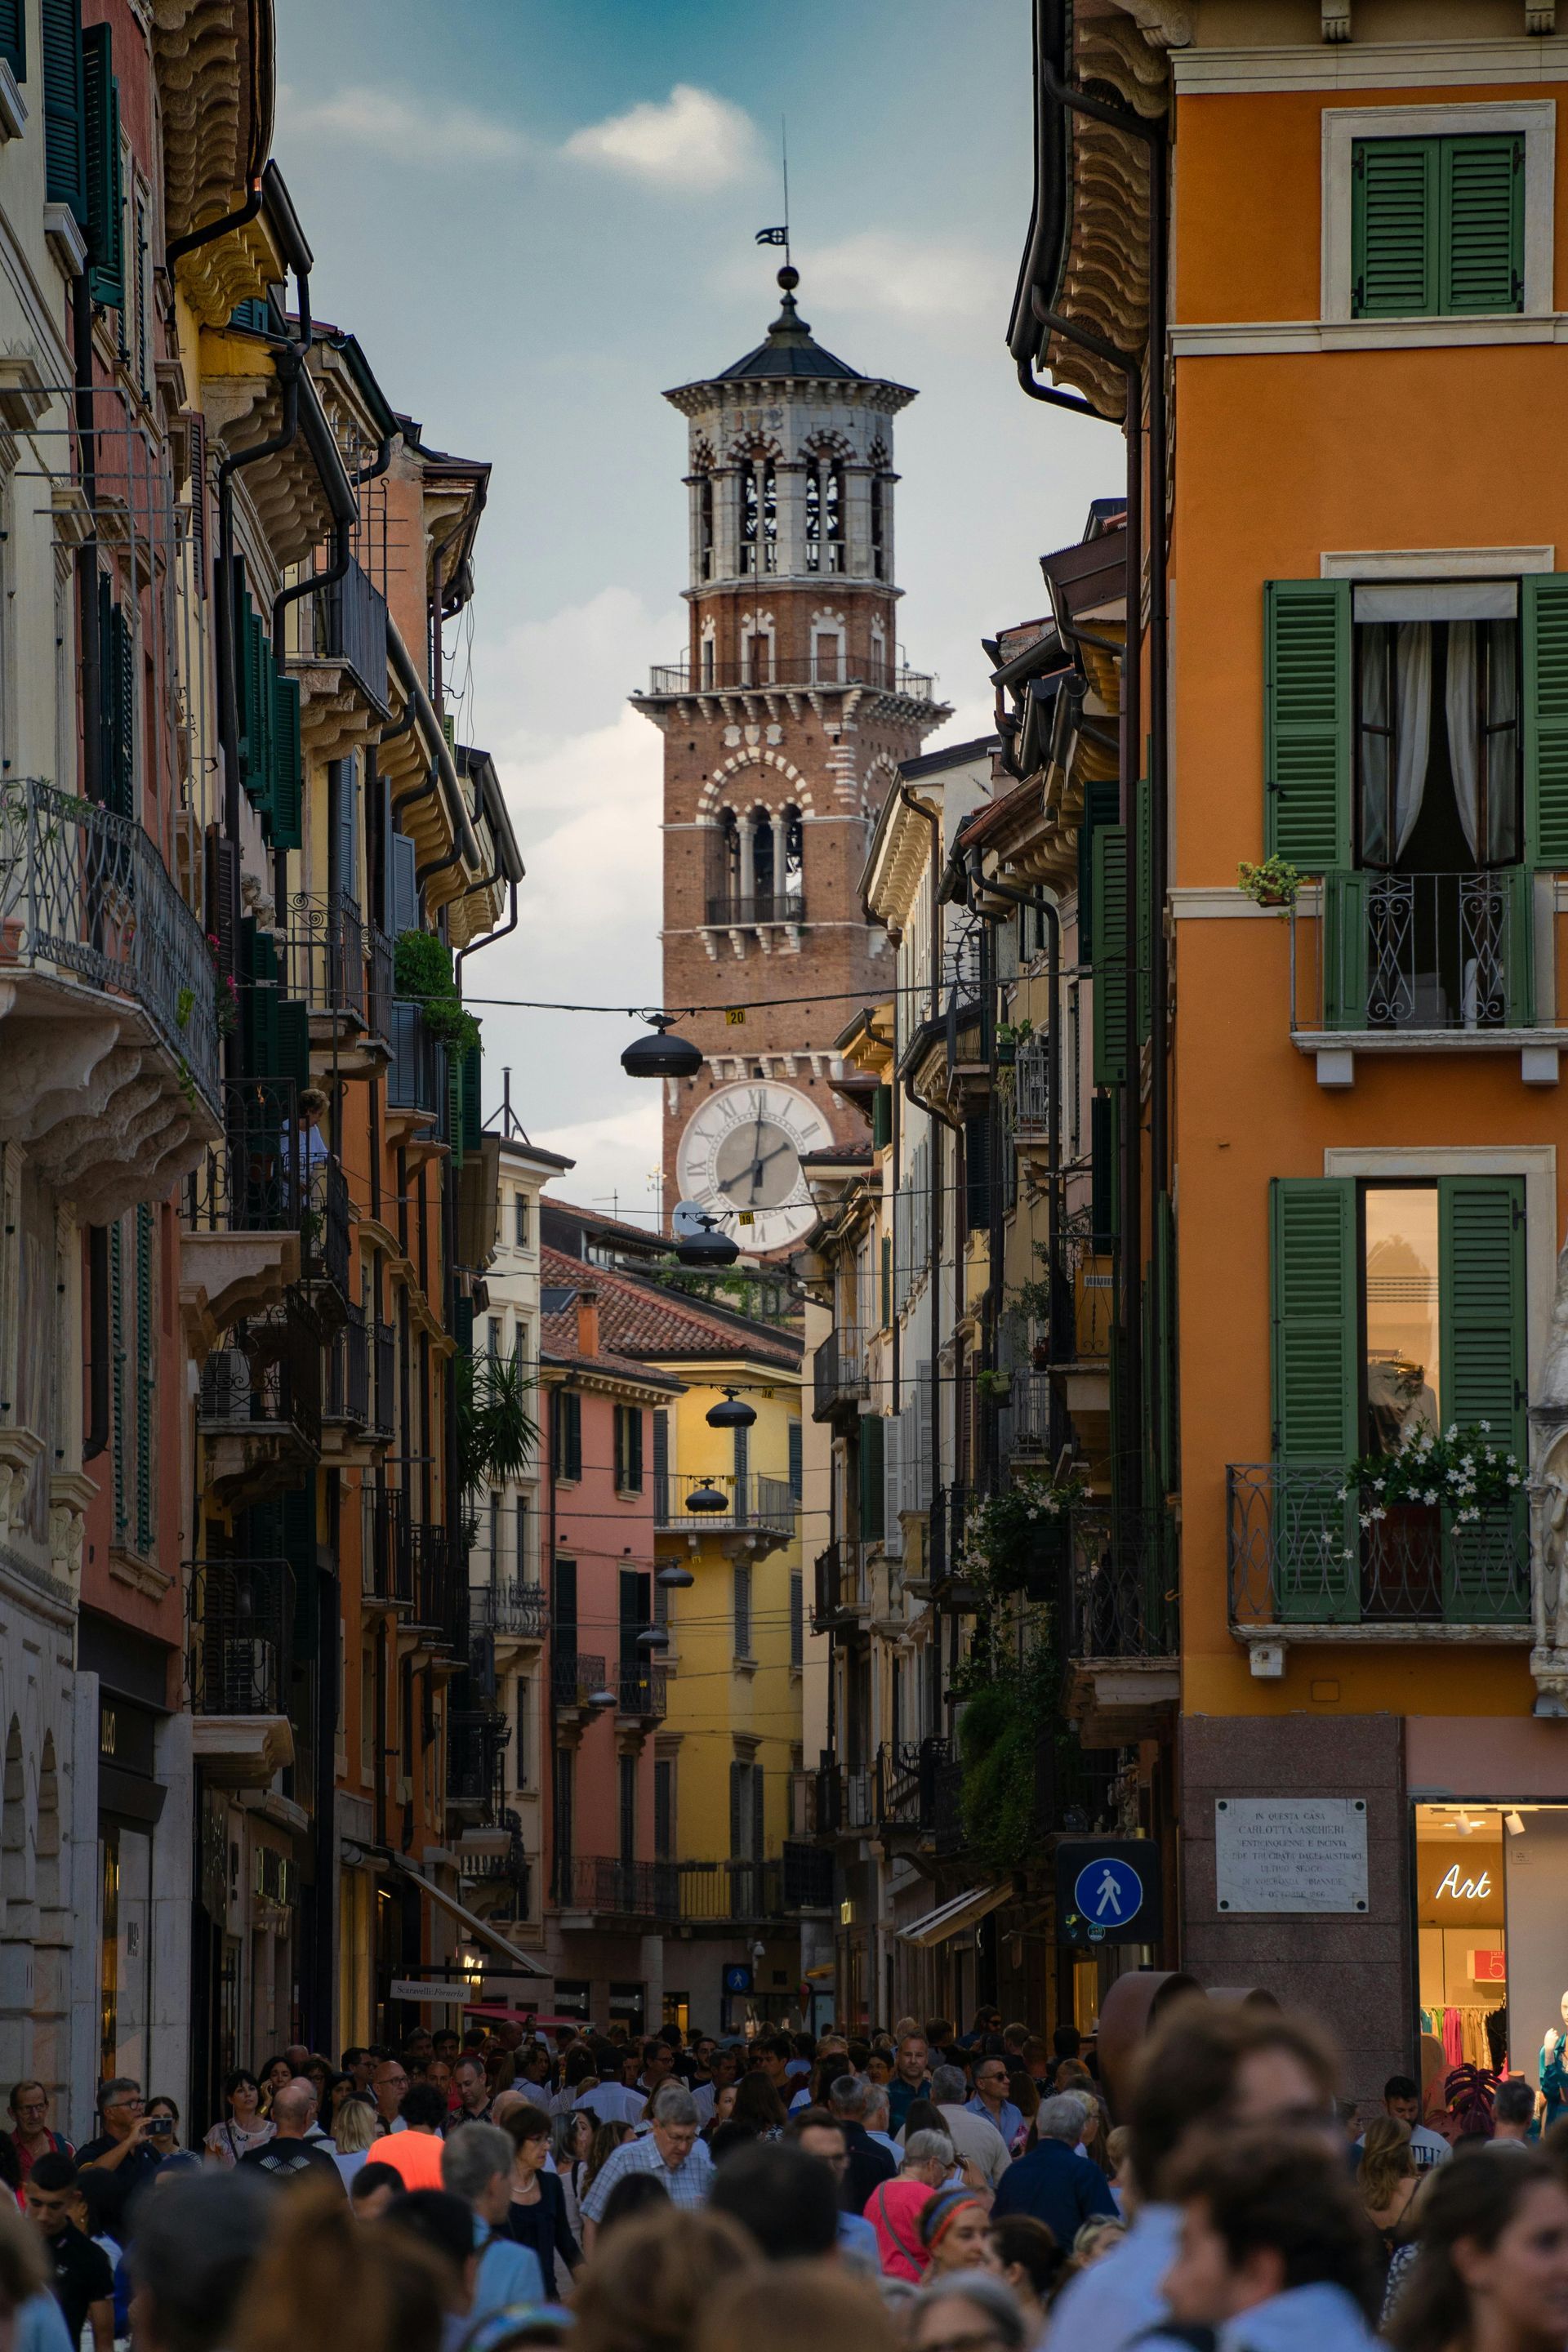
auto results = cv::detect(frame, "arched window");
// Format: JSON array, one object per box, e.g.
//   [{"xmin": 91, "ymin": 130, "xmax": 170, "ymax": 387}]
[
  {"xmin": 739, "ymin": 453, "xmax": 777, "ymax": 576},
  {"xmin": 871, "ymin": 474, "xmax": 887, "ymax": 581},
  {"xmin": 697, "ymin": 472, "xmax": 714, "ymax": 580},
  {"xmin": 751, "ymin": 808, "xmax": 776, "ymax": 913},
  {"xmin": 710, "ymin": 809, "xmax": 742, "ymax": 923},
  {"xmin": 782, "ymin": 804, "xmax": 804, "ymax": 911},
  {"xmin": 805, "ymin": 456, "xmax": 844, "ymax": 575}
]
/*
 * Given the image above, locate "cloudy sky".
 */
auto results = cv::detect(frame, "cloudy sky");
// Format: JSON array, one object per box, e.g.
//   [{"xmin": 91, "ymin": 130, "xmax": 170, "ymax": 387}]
[{"xmin": 273, "ymin": 0, "xmax": 1120, "ymax": 1223}]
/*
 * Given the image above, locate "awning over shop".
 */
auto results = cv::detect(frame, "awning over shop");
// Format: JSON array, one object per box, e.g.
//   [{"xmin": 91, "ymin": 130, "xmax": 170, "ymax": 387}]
[
  {"xmin": 898, "ymin": 1883, "xmax": 1013, "ymax": 1949},
  {"xmin": 385, "ymin": 1852, "xmax": 550, "ymax": 1976}
]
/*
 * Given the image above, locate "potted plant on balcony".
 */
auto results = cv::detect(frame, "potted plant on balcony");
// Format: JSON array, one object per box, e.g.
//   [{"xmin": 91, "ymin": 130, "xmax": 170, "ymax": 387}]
[
  {"xmin": 1236, "ymin": 854, "xmax": 1303, "ymax": 912},
  {"xmin": 996, "ymin": 1017, "xmax": 1034, "ymax": 1070},
  {"xmin": 1345, "ymin": 1420, "xmax": 1521, "ymax": 1619},
  {"xmin": 958, "ymin": 1466, "xmax": 1091, "ymax": 1597}
]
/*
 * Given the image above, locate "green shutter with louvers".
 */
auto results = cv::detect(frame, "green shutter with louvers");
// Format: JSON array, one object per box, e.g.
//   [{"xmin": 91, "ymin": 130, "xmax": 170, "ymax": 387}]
[
  {"xmin": 1322, "ymin": 870, "xmax": 1368, "ymax": 1031},
  {"xmin": 461, "ymin": 1044, "xmax": 482, "ymax": 1152},
  {"xmin": 1442, "ymin": 135, "xmax": 1524, "ymax": 314},
  {"xmin": 1524, "ymin": 575, "xmax": 1568, "ymax": 865},
  {"xmin": 0, "ymin": 0, "xmax": 25, "ymax": 79},
  {"xmin": 1091, "ymin": 822, "xmax": 1128, "ymax": 1086},
  {"xmin": 858, "ymin": 1414, "xmax": 885, "ymax": 1542},
  {"xmin": 1269, "ymin": 1177, "xmax": 1356, "ymax": 1623},
  {"xmin": 40, "ymin": 0, "xmax": 85, "ymax": 220},
  {"xmin": 1353, "ymin": 138, "xmax": 1437, "ymax": 317},
  {"xmin": 1077, "ymin": 773, "xmax": 1120, "ymax": 942},
  {"xmin": 1439, "ymin": 1177, "xmax": 1526, "ymax": 1454},
  {"xmin": 270, "ymin": 673, "xmax": 302, "ymax": 851},
  {"xmin": 134, "ymin": 1204, "xmax": 154, "ymax": 1551},
  {"xmin": 82, "ymin": 24, "xmax": 122, "ymax": 307},
  {"xmin": 871, "ymin": 1085, "xmax": 892, "ymax": 1150},
  {"xmin": 1264, "ymin": 581, "xmax": 1350, "ymax": 871},
  {"xmin": 1439, "ymin": 1175, "xmax": 1527, "ymax": 1622},
  {"xmin": 274, "ymin": 1000, "xmax": 310, "ymax": 1096}
]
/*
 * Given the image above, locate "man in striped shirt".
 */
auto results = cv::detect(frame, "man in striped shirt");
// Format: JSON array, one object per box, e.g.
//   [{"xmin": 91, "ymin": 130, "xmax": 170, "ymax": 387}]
[{"xmin": 578, "ymin": 2087, "xmax": 711, "ymax": 2252}]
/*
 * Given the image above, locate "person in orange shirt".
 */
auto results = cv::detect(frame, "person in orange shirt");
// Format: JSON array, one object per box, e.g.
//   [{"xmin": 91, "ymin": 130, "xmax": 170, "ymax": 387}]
[{"xmin": 372, "ymin": 2085, "xmax": 449, "ymax": 2189}]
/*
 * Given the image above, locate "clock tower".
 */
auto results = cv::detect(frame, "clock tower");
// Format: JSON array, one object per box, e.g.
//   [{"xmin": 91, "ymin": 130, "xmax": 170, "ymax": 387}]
[{"xmin": 635, "ymin": 266, "xmax": 950, "ymax": 1257}]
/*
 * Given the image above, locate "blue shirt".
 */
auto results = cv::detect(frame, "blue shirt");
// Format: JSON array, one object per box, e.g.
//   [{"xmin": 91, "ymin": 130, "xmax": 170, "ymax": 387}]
[
  {"xmin": 18, "ymin": 2292, "xmax": 71, "ymax": 2352},
  {"xmin": 471, "ymin": 2227, "xmax": 545, "ymax": 2323},
  {"xmin": 967, "ymin": 2093, "xmax": 1024, "ymax": 2151},
  {"xmin": 579, "ymin": 2129, "xmax": 714, "ymax": 2221},
  {"xmin": 1047, "ymin": 2201, "xmax": 1183, "ymax": 2352},
  {"xmin": 837, "ymin": 2212, "xmax": 880, "ymax": 2274},
  {"xmin": 991, "ymin": 2136, "xmax": 1116, "ymax": 2245}
]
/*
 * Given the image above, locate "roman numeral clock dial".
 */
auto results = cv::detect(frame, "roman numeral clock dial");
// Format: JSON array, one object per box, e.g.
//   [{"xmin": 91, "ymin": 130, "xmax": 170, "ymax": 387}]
[{"xmin": 675, "ymin": 1080, "xmax": 836, "ymax": 1255}]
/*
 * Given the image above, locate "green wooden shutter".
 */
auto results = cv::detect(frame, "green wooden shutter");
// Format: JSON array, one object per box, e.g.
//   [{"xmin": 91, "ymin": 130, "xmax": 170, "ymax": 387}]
[
  {"xmin": 859, "ymin": 1414, "xmax": 885, "ymax": 1541},
  {"xmin": 274, "ymin": 1000, "xmax": 310, "ymax": 1096},
  {"xmin": 1090, "ymin": 1093, "xmax": 1117, "ymax": 1247},
  {"xmin": 871, "ymin": 1084, "xmax": 892, "ymax": 1150},
  {"xmin": 1322, "ymin": 870, "xmax": 1368, "ymax": 1031},
  {"xmin": 1352, "ymin": 138, "xmax": 1437, "ymax": 318},
  {"xmin": 1524, "ymin": 575, "xmax": 1568, "ymax": 865},
  {"xmin": 1264, "ymin": 581, "xmax": 1350, "ymax": 870},
  {"xmin": 40, "ymin": 0, "xmax": 86, "ymax": 221},
  {"xmin": 134, "ymin": 1205, "xmax": 154, "ymax": 1551},
  {"xmin": 270, "ymin": 673, "xmax": 302, "ymax": 851},
  {"xmin": 82, "ymin": 24, "xmax": 122, "ymax": 307},
  {"xmin": 1078, "ymin": 774, "xmax": 1120, "ymax": 942},
  {"xmin": 1439, "ymin": 1174, "xmax": 1527, "ymax": 1623},
  {"xmin": 461, "ymin": 1044, "xmax": 482, "ymax": 1152},
  {"xmin": 1441, "ymin": 134, "xmax": 1523, "ymax": 315},
  {"xmin": 0, "ymin": 1, "xmax": 26, "ymax": 80},
  {"xmin": 1091, "ymin": 822, "xmax": 1128, "ymax": 1086},
  {"xmin": 1503, "ymin": 864, "xmax": 1535, "ymax": 1027},
  {"xmin": 1136, "ymin": 773, "xmax": 1152, "ymax": 1042},
  {"xmin": 880, "ymin": 1235, "xmax": 891, "ymax": 1329},
  {"xmin": 1439, "ymin": 1176, "xmax": 1526, "ymax": 1454},
  {"xmin": 1269, "ymin": 1177, "xmax": 1357, "ymax": 1624}
]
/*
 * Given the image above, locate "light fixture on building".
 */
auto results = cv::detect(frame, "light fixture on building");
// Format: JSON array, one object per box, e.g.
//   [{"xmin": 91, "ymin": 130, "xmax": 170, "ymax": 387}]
[
  {"xmin": 636, "ymin": 1625, "xmax": 670, "ymax": 1651},
  {"xmin": 706, "ymin": 1387, "xmax": 756, "ymax": 1430},
  {"xmin": 1506, "ymin": 1810, "xmax": 1527, "ymax": 1837},
  {"xmin": 684, "ymin": 1481, "xmax": 728, "ymax": 1514},
  {"xmin": 587, "ymin": 1682, "xmax": 617, "ymax": 1709},
  {"xmin": 621, "ymin": 1013, "xmax": 703, "ymax": 1080},
  {"xmin": 657, "ymin": 1562, "xmax": 695, "ymax": 1588},
  {"xmin": 676, "ymin": 1215, "xmax": 739, "ymax": 1270}
]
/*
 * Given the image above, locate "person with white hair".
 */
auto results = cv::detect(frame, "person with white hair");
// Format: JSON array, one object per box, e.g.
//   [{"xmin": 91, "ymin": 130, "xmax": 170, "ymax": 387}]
[
  {"xmin": 926, "ymin": 2065, "xmax": 1011, "ymax": 2191},
  {"xmin": 990, "ymin": 2093, "xmax": 1116, "ymax": 2244},
  {"xmin": 577, "ymin": 2085, "xmax": 712, "ymax": 2253}
]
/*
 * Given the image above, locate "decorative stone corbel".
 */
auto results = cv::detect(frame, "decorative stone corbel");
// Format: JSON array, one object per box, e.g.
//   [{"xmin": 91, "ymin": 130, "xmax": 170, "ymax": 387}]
[
  {"xmin": 1322, "ymin": 0, "xmax": 1351, "ymax": 36},
  {"xmin": 1111, "ymin": 0, "xmax": 1194, "ymax": 42}
]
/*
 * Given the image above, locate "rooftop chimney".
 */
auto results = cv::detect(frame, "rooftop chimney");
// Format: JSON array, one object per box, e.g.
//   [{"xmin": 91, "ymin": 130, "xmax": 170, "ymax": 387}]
[{"xmin": 576, "ymin": 1289, "xmax": 599, "ymax": 1358}]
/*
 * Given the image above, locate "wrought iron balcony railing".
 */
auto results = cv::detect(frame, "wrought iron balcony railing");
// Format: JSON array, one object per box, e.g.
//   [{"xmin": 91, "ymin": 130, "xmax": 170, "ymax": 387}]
[
  {"xmin": 361, "ymin": 1483, "xmax": 413, "ymax": 1611},
  {"xmin": 1290, "ymin": 868, "xmax": 1564, "ymax": 1034},
  {"xmin": 1228, "ymin": 1463, "xmax": 1530, "ymax": 1628},
  {"xmin": 301, "ymin": 1152, "xmax": 351, "ymax": 1299},
  {"xmin": 366, "ymin": 924, "xmax": 394, "ymax": 1045},
  {"xmin": 477, "ymin": 1580, "xmax": 549, "ymax": 1643},
  {"xmin": 550, "ymin": 1650, "xmax": 606, "ymax": 1709},
  {"xmin": 875, "ymin": 1737, "xmax": 957, "ymax": 1832},
  {"xmin": 371, "ymin": 1320, "xmax": 396, "ymax": 1441},
  {"xmin": 812, "ymin": 1540, "xmax": 869, "ymax": 1631},
  {"xmin": 184, "ymin": 1079, "xmax": 302, "ymax": 1235},
  {"xmin": 0, "ymin": 777, "xmax": 220, "ymax": 1110},
  {"xmin": 655, "ymin": 1472, "xmax": 797, "ymax": 1534},
  {"xmin": 813, "ymin": 1327, "xmax": 870, "ymax": 1420},
  {"xmin": 287, "ymin": 891, "xmax": 366, "ymax": 1022},
  {"xmin": 557, "ymin": 1855, "xmax": 677, "ymax": 1920},
  {"xmin": 616, "ymin": 1664, "xmax": 668, "ymax": 1722},
  {"xmin": 645, "ymin": 659, "xmax": 936, "ymax": 700},
  {"xmin": 1071, "ymin": 1503, "xmax": 1179, "ymax": 1659},
  {"xmin": 198, "ymin": 1303, "xmax": 323, "ymax": 1453},
  {"xmin": 325, "ymin": 1309, "xmax": 370, "ymax": 1426},
  {"xmin": 998, "ymin": 1370, "xmax": 1053, "ymax": 1461},
  {"xmin": 187, "ymin": 1556, "xmax": 293, "ymax": 1715},
  {"xmin": 409, "ymin": 1521, "xmax": 466, "ymax": 1650},
  {"xmin": 448, "ymin": 1706, "xmax": 510, "ymax": 1816},
  {"xmin": 314, "ymin": 556, "xmax": 390, "ymax": 715}
]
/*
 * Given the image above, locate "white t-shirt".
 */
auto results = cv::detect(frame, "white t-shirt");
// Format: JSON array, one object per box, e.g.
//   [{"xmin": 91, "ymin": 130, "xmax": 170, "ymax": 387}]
[
  {"xmin": 1355, "ymin": 2123, "xmax": 1450, "ymax": 2170},
  {"xmin": 575, "ymin": 2082, "xmax": 647, "ymax": 2127}
]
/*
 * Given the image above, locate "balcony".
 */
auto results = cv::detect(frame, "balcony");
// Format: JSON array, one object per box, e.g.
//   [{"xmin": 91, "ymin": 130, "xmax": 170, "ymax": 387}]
[
  {"xmin": 703, "ymin": 893, "xmax": 808, "ymax": 930},
  {"xmin": 0, "ymin": 778, "xmax": 220, "ymax": 1223},
  {"xmin": 556, "ymin": 1855, "xmax": 678, "ymax": 1922},
  {"xmin": 1012, "ymin": 1035, "xmax": 1051, "ymax": 1138},
  {"xmin": 1069, "ymin": 1503, "xmax": 1181, "ymax": 1740},
  {"xmin": 550, "ymin": 1650, "xmax": 607, "ymax": 1713},
  {"xmin": 361, "ymin": 1483, "xmax": 413, "ymax": 1613},
  {"xmin": 316, "ymin": 557, "xmax": 390, "ymax": 715},
  {"xmin": 643, "ymin": 658, "xmax": 937, "ymax": 702},
  {"xmin": 198, "ymin": 1300, "xmax": 323, "ymax": 1509},
  {"xmin": 186, "ymin": 1556, "xmax": 296, "ymax": 1787},
  {"xmin": 813, "ymin": 1327, "xmax": 870, "ymax": 1422},
  {"xmin": 386, "ymin": 1000, "xmax": 443, "ymax": 1120},
  {"xmin": 371, "ymin": 1319, "xmax": 396, "ymax": 1442},
  {"xmin": 656, "ymin": 1472, "xmax": 796, "ymax": 1548},
  {"xmin": 366, "ymin": 925, "xmax": 394, "ymax": 1045},
  {"xmin": 299, "ymin": 1151, "xmax": 351, "ymax": 1309},
  {"xmin": 1290, "ymin": 869, "xmax": 1568, "ymax": 1085},
  {"xmin": 998, "ymin": 1371, "xmax": 1053, "ymax": 1461},
  {"xmin": 287, "ymin": 891, "xmax": 366, "ymax": 1022},
  {"xmin": 875, "ymin": 1737, "xmax": 957, "ymax": 1837},
  {"xmin": 1227, "ymin": 1465, "xmax": 1530, "ymax": 1649},
  {"xmin": 448, "ymin": 1706, "xmax": 510, "ymax": 1821},
  {"xmin": 180, "ymin": 1079, "xmax": 304, "ymax": 1349},
  {"xmin": 616, "ymin": 1664, "xmax": 668, "ymax": 1724},
  {"xmin": 812, "ymin": 1540, "xmax": 868, "ymax": 1633},
  {"xmin": 476, "ymin": 1579, "xmax": 548, "ymax": 1653},
  {"xmin": 408, "ymin": 1522, "xmax": 467, "ymax": 1661},
  {"xmin": 288, "ymin": 556, "xmax": 391, "ymax": 760}
]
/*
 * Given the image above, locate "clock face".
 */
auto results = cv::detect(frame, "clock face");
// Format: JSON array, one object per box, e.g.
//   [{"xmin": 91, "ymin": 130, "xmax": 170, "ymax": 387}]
[{"xmin": 676, "ymin": 1080, "xmax": 836, "ymax": 1254}]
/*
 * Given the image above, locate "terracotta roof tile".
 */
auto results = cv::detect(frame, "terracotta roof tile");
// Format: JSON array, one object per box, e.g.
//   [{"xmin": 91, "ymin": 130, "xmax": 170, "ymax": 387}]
[{"xmin": 538, "ymin": 1246, "xmax": 801, "ymax": 1371}]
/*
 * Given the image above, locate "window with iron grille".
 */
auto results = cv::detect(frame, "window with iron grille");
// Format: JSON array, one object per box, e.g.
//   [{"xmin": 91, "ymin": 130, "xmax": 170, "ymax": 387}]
[{"xmin": 733, "ymin": 1562, "xmax": 752, "ymax": 1659}]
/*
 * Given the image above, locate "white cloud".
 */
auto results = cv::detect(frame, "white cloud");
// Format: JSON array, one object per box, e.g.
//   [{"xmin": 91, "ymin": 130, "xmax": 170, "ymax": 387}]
[
  {"xmin": 470, "ymin": 586, "xmax": 684, "ymax": 753},
  {"xmin": 277, "ymin": 82, "xmax": 528, "ymax": 166},
  {"xmin": 532, "ymin": 1104, "xmax": 664, "ymax": 1231},
  {"xmin": 733, "ymin": 229, "xmax": 1009, "ymax": 323},
  {"xmin": 563, "ymin": 84, "xmax": 759, "ymax": 192}
]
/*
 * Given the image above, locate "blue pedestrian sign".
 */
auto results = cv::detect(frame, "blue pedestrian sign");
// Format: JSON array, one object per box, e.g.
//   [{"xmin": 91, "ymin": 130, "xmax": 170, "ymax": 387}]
[
  {"xmin": 1074, "ymin": 1855, "xmax": 1143, "ymax": 1929},
  {"xmin": 723, "ymin": 1963, "xmax": 753, "ymax": 1994},
  {"xmin": 1055, "ymin": 1838, "xmax": 1162, "ymax": 1949}
]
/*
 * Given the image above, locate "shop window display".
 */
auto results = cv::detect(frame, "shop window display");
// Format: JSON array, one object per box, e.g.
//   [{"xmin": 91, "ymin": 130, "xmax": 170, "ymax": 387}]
[{"xmin": 1414, "ymin": 1802, "xmax": 1568, "ymax": 2124}]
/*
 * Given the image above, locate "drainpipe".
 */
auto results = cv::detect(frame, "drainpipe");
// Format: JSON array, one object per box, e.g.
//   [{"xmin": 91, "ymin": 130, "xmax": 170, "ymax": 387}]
[
  {"xmin": 896, "ymin": 784, "xmax": 947, "ymax": 1624},
  {"xmin": 453, "ymin": 876, "xmax": 519, "ymax": 992},
  {"xmin": 70, "ymin": 275, "xmax": 101, "ymax": 808},
  {"xmin": 215, "ymin": 352, "xmax": 301, "ymax": 850},
  {"xmin": 165, "ymin": 0, "xmax": 268, "ymax": 269}
]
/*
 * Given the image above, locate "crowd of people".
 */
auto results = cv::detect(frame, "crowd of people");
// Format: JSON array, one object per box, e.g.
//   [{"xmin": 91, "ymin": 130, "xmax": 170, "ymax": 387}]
[{"xmin": 0, "ymin": 2003, "xmax": 1565, "ymax": 2352}]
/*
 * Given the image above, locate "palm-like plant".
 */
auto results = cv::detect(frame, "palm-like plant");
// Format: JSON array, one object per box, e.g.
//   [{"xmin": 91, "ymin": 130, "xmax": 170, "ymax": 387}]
[{"xmin": 457, "ymin": 1352, "xmax": 538, "ymax": 1494}]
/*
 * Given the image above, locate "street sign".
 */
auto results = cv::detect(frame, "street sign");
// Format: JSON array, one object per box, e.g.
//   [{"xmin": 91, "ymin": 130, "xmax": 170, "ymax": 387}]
[
  {"xmin": 1054, "ymin": 1838, "xmax": 1162, "ymax": 1948},
  {"xmin": 723, "ymin": 1963, "xmax": 754, "ymax": 1993},
  {"xmin": 390, "ymin": 1980, "xmax": 473, "ymax": 2005}
]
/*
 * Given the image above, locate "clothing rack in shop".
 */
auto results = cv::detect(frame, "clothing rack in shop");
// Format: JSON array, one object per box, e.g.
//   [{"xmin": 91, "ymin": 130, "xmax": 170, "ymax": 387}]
[{"xmin": 1421, "ymin": 2004, "xmax": 1506, "ymax": 2072}]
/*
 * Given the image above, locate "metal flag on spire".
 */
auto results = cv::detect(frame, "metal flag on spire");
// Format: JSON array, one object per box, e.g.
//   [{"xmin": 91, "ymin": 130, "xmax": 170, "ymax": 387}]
[{"xmin": 755, "ymin": 122, "xmax": 791, "ymax": 260}]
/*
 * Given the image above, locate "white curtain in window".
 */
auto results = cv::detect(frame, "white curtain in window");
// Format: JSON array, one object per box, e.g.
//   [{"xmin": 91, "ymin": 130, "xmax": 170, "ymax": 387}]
[
  {"xmin": 1446, "ymin": 621, "xmax": 1481, "ymax": 861},
  {"xmin": 1393, "ymin": 622, "xmax": 1433, "ymax": 861},
  {"xmin": 1361, "ymin": 626, "xmax": 1392, "ymax": 865}
]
